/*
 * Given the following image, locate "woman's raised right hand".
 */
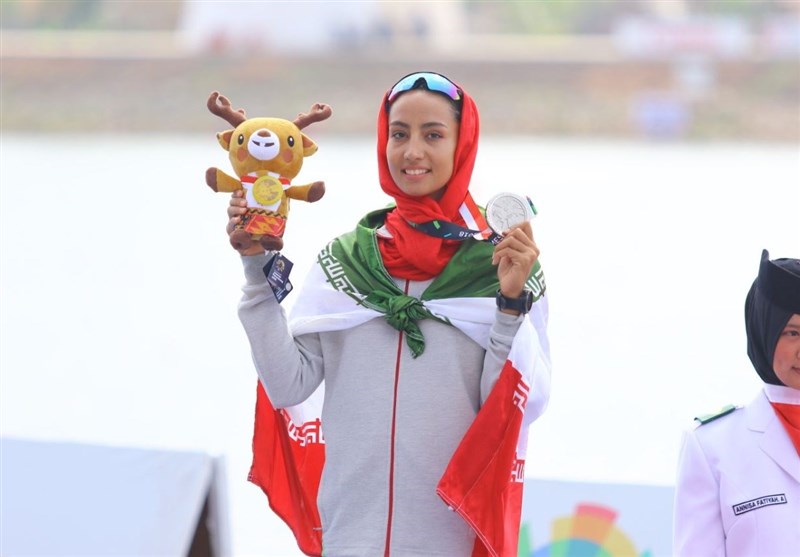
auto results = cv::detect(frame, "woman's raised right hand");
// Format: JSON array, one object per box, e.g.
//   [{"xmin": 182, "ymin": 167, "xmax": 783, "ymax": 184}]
[{"xmin": 227, "ymin": 190, "xmax": 266, "ymax": 256}]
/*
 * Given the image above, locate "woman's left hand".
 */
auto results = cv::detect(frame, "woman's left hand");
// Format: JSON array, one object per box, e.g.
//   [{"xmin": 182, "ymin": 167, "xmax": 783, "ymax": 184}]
[{"xmin": 491, "ymin": 221, "xmax": 539, "ymax": 299}]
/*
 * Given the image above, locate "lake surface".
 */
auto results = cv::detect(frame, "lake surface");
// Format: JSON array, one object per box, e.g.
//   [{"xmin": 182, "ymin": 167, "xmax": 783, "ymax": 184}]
[{"xmin": 1, "ymin": 134, "xmax": 798, "ymax": 555}]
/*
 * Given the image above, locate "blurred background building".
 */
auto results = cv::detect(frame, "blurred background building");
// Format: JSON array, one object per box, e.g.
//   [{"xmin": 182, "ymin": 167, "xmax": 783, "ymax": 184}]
[{"xmin": 1, "ymin": 0, "xmax": 798, "ymax": 140}]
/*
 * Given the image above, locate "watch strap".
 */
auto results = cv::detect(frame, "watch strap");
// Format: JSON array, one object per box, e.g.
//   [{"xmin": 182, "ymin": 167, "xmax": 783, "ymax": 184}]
[{"xmin": 496, "ymin": 288, "xmax": 533, "ymax": 314}]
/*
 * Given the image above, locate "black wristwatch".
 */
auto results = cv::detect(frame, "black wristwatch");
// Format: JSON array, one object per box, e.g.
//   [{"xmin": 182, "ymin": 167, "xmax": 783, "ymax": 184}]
[{"xmin": 496, "ymin": 288, "xmax": 534, "ymax": 314}]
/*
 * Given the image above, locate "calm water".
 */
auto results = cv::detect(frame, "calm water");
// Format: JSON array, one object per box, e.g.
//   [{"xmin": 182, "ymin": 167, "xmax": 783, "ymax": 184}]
[{"xmin": 2, "ymin": 134, "xmax": 798, "ymax": 555}]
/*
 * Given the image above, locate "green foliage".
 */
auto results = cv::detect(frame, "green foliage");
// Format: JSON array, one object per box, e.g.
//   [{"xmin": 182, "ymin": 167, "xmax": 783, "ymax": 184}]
[
  {"xmin": 464, "ymin": 0, "xmax": 638, "ymax": 34},
  {"xmin": 686, "ymin": 0, "xmax": 769, "ymax": 18},
  {"xmin": 463, "ymin": 0, "xmax": 786, "ymax": 34},
  {"xmin": 0, "ymin": 0, "xmax": 180, "ymax": 30},
  {"xmin": 0, "ymin": 0, "xmax": 101, "ymax": 30},
  {"xmin": 506, "ymin": 0, "xmax": 587, "ymax": 34}
]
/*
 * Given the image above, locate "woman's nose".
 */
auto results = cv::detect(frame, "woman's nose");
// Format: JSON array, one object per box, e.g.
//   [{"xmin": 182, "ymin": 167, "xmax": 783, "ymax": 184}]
[{"xmin": 404, "ymin": 138, "xmax": 423, "ymax": 161}]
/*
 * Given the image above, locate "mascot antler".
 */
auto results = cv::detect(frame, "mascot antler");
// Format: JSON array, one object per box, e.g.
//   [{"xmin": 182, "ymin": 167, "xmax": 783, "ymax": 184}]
[
  {"xmin": 207, "ymin": 91, "xmax": 247, "ymax": 127},
  {"xmin": 294, "ymin": 103, "xmax": 332, "ymax": 130}
]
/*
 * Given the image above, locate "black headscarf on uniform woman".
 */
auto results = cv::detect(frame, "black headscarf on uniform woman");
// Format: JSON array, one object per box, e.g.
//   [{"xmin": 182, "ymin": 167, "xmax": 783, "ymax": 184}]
[{"xmin": 745, "ymin": 249, "xmax": 800, "ymax": 385}]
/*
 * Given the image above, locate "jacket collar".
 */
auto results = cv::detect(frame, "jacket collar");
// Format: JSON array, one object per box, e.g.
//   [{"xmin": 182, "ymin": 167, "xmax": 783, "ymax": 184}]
[{"xmin": 746, "ymin": 389, "xmax": 800, "ymax": 483}]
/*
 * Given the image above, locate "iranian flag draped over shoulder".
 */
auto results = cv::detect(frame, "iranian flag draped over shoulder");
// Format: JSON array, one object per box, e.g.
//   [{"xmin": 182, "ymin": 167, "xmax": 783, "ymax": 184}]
[{"xmin": 248, "ymin": 208, "xmax": 551, "ymax": 557}]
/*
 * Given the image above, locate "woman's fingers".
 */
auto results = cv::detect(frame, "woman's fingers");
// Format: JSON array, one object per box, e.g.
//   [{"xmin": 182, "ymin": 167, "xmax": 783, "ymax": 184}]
[{"xmin": 492, "ymin": 223, "xmax": 538, "ymax": 264}]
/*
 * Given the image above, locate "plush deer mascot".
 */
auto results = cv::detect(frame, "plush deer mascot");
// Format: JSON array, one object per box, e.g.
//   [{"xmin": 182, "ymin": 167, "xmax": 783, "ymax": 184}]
[{"xmin": 206, "ymin": 91, "xmax": 331, "ymax": 251}]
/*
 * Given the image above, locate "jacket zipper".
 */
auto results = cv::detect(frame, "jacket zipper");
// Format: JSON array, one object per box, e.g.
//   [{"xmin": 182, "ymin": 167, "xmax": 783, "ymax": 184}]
[{"xmin": 384, "ymin": 279, "xmax": 409, "ymax": 556}]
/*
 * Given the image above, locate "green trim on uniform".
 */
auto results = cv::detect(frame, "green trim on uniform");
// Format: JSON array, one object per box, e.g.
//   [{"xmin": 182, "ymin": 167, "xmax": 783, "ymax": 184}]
[{"xmin": 694, "ymin": 404, "xmax": 738, "ymax": 425}]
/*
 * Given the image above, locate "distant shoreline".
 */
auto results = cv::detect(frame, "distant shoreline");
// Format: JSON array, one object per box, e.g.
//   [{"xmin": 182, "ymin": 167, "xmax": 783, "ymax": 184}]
[{"xmin": 1, "ymin": 52, "xmax": 797, "ymax": 141}]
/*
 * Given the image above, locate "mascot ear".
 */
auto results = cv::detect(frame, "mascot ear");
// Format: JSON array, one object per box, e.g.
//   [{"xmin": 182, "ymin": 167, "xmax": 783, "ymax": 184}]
[
  {"xmin": 216, "ymin": 130, "xmax": 234, "ymax": 150},
  {"xmin": 301, "ymin": 133, "xmax": 318, "ymax": 157}
]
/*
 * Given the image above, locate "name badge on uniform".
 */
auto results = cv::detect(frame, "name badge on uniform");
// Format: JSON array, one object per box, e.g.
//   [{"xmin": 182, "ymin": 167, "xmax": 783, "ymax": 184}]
[{"xmin": 732, "ymin": 493, "xmax": 787, "ymax": 516}]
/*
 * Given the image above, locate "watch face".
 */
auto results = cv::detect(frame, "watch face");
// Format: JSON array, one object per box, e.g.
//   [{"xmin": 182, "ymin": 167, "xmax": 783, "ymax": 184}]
[
  {"xmin": 486, "ymin": 193, "xmax": 535, "ymax": 234},
  {"xmin": 523, "ymin": 289, "xmax": 533, "ymax": 311}
]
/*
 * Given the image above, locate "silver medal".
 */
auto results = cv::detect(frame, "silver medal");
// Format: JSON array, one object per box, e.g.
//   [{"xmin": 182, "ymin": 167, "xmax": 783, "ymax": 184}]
[{"xmin": 485, "ymin": 193, "xmax": 536, "ymax": 234}]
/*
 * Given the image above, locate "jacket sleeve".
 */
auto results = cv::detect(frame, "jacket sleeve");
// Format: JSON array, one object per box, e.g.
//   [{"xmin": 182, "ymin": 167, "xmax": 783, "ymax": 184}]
[
  {"xmin": 481, "ymin": 291, "xmax": 551, "ymax": 409},
  {"xmin": 673, "ymin": 428, "xmax": 726, "ymax": 557},
  {"xmin": 480, "ymin": 310, "xmax": 524, "ymax": 404},
  {"xmin": 237, "ymin": 254, "xmax": 325, "ymax": 408}
]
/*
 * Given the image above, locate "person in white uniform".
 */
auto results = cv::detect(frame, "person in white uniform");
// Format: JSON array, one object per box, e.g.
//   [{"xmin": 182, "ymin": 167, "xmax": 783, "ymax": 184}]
[{"xmin": 673, "ymin": 249, "xmax": 800, "ymax": 556}]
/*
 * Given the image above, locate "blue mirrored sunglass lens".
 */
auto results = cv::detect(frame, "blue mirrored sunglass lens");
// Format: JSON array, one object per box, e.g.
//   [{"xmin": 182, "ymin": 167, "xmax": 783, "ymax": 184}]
[{"xmin": 387, "ymin": 73, "xmax": 461, "ymax": 102}]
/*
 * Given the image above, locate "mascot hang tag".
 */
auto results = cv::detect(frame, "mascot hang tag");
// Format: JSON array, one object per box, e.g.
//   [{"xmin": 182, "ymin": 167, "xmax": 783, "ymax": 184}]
[{"xmin": 263, "ymin": 253, "xmax": 294, "ymax": 303}]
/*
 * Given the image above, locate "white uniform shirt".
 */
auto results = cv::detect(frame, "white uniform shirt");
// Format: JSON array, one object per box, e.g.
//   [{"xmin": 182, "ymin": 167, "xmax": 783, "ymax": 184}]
[{"xmin": 673, "ymin": 388, "xmax": 800, "ymax": 556}]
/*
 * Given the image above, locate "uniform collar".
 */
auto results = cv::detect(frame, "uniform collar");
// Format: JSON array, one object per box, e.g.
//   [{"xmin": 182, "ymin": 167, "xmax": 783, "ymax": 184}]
[
  {"xmin": 746, "ymin": 390, "xmax": 800, "ymax": 482},
  {"xmin": 764, "ymin": 383, "xmax": 800, "ymax": 405}
]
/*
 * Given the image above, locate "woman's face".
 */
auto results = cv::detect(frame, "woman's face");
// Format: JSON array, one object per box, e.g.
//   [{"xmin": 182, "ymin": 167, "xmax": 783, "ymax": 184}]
[
  {"xmin": 774, "ymin": 313, "xmax": 800, "ymax": 389},
  {"xmin": 385, "ymin": 90, "xmax": 459, "ymax": 201}
]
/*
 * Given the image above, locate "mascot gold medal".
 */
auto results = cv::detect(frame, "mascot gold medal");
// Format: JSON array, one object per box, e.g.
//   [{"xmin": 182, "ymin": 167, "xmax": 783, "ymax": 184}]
[{"xmin": 253, "ymin": 175, "xmax": 284, "ymax": 207}]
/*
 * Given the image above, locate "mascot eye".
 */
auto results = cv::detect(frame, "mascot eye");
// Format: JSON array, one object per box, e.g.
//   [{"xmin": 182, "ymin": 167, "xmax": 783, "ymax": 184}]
[
  {"xmin": 238, "ymin": 134, "xmax": 245, "ymax": 145},
  {"xmin": 287, "ymin": 136, "xmax": 295, "ymax": 147}
]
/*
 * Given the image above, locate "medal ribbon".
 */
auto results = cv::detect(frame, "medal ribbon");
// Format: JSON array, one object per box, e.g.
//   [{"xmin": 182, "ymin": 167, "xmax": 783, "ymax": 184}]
[
  {"xmin": 241, "ymin": 173, "xmax": 291, "ymax": 188},
  {"xmin": 407, "ymin": 219, "xmax": 503, "ymax": 245},
  {"xmin": 406, "ymin": 200, "xmax": 503, "ymax": 245}
]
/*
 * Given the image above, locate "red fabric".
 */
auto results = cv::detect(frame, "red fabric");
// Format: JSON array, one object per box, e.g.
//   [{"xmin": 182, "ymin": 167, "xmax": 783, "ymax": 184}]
[
  {"xmin": 248, "ymin": 382, "xmax": 324, "ymax": 557},
  {"xmin": 770, "ymin": 401, "xmax": 800, "ymax": 456},
  {"xmin": 248, "ymin": 356, "xmax": 533, "ymax": 557},
  {"xmin": 242, "ymin": 211, "xmax": 286, "ymax": 237},
  {"xmin": 376, "ymin": 84, "xmax": 482, "ymax": 280},
  {"xmin": 436, "ymin": 359, "xmax": 527, "ymax": 557}
]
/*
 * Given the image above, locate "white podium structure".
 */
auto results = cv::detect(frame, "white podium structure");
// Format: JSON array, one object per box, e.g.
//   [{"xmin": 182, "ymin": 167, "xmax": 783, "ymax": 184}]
[{"xmin": 1, "ymin": 438, "xmax": 230, "ymax": 557}]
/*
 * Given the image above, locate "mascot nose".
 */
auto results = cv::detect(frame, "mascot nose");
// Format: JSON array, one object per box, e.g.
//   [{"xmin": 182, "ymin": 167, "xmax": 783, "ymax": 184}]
[{"xmin": 257, "ymin": 130, "xmax": 271, "ymax": 138}]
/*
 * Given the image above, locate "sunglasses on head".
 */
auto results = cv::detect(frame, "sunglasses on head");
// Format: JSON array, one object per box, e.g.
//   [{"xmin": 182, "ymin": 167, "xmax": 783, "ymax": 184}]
[{"xmin": 387, "ymin": 72, "xmax": 462, "ymax": 104}]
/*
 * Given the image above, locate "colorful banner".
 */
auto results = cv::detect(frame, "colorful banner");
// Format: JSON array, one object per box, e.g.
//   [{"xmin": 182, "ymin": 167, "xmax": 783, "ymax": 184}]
[{"xmin": 520, "ymin": 479, "xmax": 673, "ymax": 557}]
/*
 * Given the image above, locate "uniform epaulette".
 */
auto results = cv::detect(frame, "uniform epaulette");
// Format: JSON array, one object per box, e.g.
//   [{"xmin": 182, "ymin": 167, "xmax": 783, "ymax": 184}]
[{"xmin": 694, "ymin": 404, "xmax": 738, "ymax": 425}]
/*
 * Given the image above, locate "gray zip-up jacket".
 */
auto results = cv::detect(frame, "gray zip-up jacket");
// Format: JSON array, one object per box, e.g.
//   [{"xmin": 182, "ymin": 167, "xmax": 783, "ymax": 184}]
[{"xmin": 239, "ymin": 253, "xmax": 523, "ymax": 557}]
